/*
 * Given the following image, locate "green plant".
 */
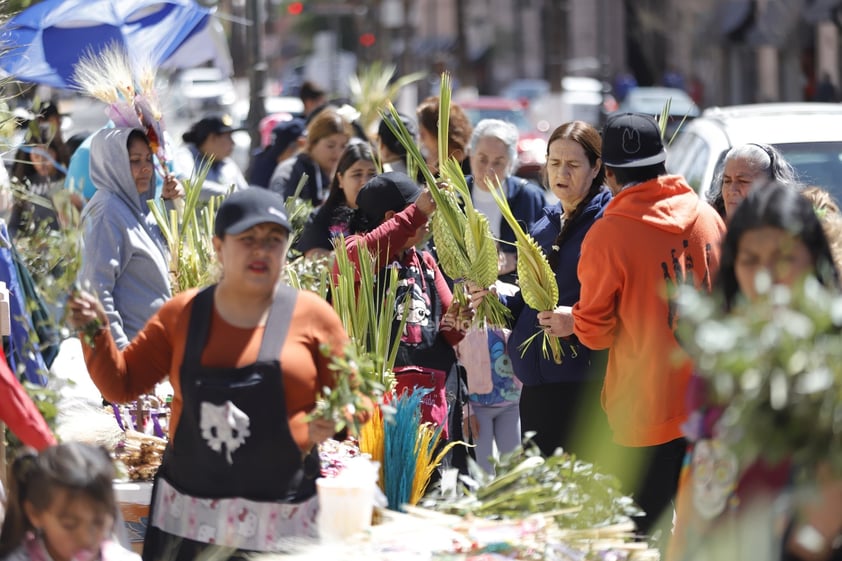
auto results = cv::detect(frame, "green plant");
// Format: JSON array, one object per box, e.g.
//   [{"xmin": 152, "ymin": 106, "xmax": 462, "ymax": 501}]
[
  {"xmin": 656, "ymin": 98, "xmax": 692, "ymax": 146},
  {"xmin": 10, "ymin": 185, "xmax": 82, "ymax": 304},
  {"xmin": 283, "ymin": 254, "xmax": 330, "ymax": 298},
  {"xmin": 282, "ymin": 173, "xmax": 313, "ymax": 261},
  {"xmin": 423, "ymin": 438, "xmax": 642, "ymax": 530},
  {"xmin": 380, "ymin": 75, "xmax": 510, "ymax": 327},
  {"xmin": 348, "ymin": 62, "xmax": 425, "ymax": 137},
  {"xmin": 330, "ymin": 235, "xmax": 407, "ymax": 387},
  {"xmin": 677, "ymin": 276, "xmax": 842, "ymax": 476},
  {"xmin": 147, "ymin": 159, "xmax": 222, "ymax": 293},
  {"xmin": 307, "ymin": 342, "xmax": 384, "ymax": 436}
]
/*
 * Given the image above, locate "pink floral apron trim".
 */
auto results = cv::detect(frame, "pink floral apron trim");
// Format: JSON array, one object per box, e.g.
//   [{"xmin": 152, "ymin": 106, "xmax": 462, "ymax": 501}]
[{"xmin": 150, "ymin": 478, "xmax": 318, "ymax": 550}]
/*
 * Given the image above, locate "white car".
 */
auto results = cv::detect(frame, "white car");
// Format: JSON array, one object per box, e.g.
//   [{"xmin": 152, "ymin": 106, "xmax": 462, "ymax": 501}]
[
  {"xmin": 619, "ymin": 86, "xmax": 700, "ymax": 139},
  {"xmin": 231, "ymin": 95, "xmax": 304, "ymax": 128},
  {"xmin": 528, "ymin": 76, "xmax": 615, "ymax": 132},
  {"xmin": 668, "ymin": 103, "xmax": 842, "ymax": 202},
  {"xmin": 170, "ymin": 67, "xmax": 237, "ymax": 118}
]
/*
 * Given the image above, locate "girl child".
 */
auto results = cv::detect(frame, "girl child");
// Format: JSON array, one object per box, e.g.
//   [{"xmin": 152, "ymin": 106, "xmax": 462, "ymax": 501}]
[
  {"xmin": 0, "ymin": 441, "xmax": 140, "ymax": 561},
  {"xmin": 339, "ymin": 171, "xmax": 471, "ymax": 465},
  {"xmin": 295, "ymin": 141, "xmax": 378, "ymax": 259},
  {"xmin": 670, "ymin": 182, "xmax": 842, "ymax": 561}
]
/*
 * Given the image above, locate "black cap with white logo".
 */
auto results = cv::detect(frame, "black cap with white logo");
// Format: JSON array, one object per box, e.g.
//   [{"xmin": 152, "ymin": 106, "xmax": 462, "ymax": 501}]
[{"xmin": 601, "ymin": 112, "xmax": 667, "ymax": 168}]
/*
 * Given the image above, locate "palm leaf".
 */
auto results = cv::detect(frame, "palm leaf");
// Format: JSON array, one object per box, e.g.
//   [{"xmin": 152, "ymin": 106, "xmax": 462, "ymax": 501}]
[
  {"xmin": 147, "ymin": 158, "xmax": 221, "ymax": 293},
  {"xmin": 348, "ymin": 61, "xmax": 425, "ymax": 136}
]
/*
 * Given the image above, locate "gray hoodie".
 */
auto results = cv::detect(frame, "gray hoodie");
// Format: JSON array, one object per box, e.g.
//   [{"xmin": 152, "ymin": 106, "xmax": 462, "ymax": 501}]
[{"xmin": 78, "ymin": 128, "xmax": 171, "ymax": 349}]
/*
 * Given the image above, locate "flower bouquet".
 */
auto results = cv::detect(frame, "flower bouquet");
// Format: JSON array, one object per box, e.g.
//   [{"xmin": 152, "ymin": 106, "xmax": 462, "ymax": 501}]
[{"xmin": 676, "ymin": 276, "xmax": 842, "ymax": 476}]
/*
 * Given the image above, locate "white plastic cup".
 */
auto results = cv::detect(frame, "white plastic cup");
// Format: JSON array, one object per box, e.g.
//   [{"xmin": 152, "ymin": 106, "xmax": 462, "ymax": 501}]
[{"xmin": 316, "ymin": 477, "xmax": 375, "ymax": 542}]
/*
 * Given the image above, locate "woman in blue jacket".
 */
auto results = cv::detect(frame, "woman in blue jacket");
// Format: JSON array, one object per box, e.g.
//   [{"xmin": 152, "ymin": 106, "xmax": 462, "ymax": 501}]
[{"xmin": 505, "ymin": 121, "xmax": 612, "ymax": 458}]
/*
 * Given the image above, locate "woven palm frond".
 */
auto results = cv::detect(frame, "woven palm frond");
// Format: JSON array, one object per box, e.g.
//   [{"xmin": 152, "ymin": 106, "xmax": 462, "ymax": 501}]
[{"xmin": 486, "ymin": 177, "xmax": 563, "ymax": 363}]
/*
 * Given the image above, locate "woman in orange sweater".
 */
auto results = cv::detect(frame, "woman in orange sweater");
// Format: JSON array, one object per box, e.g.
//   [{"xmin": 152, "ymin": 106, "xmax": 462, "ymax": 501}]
[{"xmin": 66, "ymin": 188, "xmax": 365, "ymax": 560}]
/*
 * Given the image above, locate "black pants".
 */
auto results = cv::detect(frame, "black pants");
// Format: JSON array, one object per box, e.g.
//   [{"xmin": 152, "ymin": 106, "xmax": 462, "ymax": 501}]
[
  {"xmin": 519, "ymin": 378, "xmax": 610, "ymax": 461},
  {"xmin": 596, "ymin": 437, "xmax": 687, "ymax": 544}
]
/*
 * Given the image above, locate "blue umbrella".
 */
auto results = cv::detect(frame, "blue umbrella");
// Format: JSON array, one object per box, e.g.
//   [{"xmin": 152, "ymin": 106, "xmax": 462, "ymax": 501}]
[{"xmin": 0, "ymin": 0, "xmax": 212, "ymax": 89}]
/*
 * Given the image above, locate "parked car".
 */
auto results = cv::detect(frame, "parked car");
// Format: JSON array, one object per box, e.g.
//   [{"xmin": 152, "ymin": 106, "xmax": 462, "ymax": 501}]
[
  {"xmin": 458, "ymin": 96, "xmax": 547, "ymax": 180},
  {"xmin": 231, "ymin": 95, "xmax": 304, "ymax": 128},
  {"xmin": 527, "ymin": 76, "xmax": 616, "ymax": 132},
  {"xmin": 499, "ymin": 79, "xmax": 550, "ymax": 105},
  {"xmin": 170, "ymin": 67, "xmax": 236, "ymax": 118},
  {"xmin": 667, "ymin": 103, "xmax": 842, "ymax": 203},
  {"xmin": 619, "ymin": 86, "xmax": 700, "ymax": 139}
]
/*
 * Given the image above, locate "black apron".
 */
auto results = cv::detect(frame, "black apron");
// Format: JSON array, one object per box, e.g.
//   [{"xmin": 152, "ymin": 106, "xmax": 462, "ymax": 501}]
[{"xmin": 143, "ymin": 285, "xmax": 320, "ymax": 561}]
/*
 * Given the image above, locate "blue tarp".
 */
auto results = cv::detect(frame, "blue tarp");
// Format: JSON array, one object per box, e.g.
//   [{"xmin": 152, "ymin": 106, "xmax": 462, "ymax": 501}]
[
  {"xmin": 0, "ymin": 221, "xmax": 50, "ymax": 386},
  {"xmin": 0, "ymin": 0, "xmax": 212, "ymax": 89}
]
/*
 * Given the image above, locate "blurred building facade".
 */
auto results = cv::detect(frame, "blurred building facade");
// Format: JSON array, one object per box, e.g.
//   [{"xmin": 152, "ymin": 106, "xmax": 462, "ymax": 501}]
[
  {"xmin": 389, "ymin": 0, "xmax": 842, "ymax": 106},
  {"xmin": 249, "ymin": 0, "xmax": 842, "ymax": 107}
]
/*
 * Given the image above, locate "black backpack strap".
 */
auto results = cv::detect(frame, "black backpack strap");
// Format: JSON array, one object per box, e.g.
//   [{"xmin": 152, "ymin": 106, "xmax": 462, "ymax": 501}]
[{"xmin": 182, "ymin": 286, "xmax": 216, "ymax": 366}]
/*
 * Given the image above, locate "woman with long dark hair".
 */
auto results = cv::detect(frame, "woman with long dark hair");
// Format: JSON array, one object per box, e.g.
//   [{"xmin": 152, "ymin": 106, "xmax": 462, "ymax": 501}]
[
  {"xmin": 295, "ymin": 141, "xmax": 377, "ymax": 259},
  {"xmin": 672, "ymin": 182, "xmax": 842, "ymax": 561}
]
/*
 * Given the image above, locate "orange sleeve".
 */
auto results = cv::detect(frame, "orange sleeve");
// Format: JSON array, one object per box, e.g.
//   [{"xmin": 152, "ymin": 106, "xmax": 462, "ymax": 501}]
[
  {"xmin": 83, "ymin": 290, "xmax": 191, "ymax": 404},
  {"xmin": 84, "ymin": 288, "xmax": 351, "ymax": 451},
  {"xmin": 279, "ymin": 291, "xmax": 349, "ymax": 449},
  {"xmin": 196, "ymin": 290, "xmax": 349, "ymax": 451},
  {"xmin": 572, "ymin": 222, "xmax": 624, "ymax": 350}
]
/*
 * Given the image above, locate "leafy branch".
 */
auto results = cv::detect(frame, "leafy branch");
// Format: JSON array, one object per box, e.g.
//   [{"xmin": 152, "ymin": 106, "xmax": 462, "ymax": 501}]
[{"xmin": 677, "ymin": 276, "xmax": 842, "ymax": 475}]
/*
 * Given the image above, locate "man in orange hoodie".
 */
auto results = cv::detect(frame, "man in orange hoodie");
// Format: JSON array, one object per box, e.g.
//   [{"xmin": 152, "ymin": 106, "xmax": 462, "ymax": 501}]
[{"xmin": 542, "ymin": 113, "xmax": 726, "ymax": 546}]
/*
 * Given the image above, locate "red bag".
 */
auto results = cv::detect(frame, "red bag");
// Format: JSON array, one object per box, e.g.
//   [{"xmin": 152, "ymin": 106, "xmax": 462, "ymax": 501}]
[{"xmin": 393, "ymin": 366, "xmax": 449, "ymax": 439}]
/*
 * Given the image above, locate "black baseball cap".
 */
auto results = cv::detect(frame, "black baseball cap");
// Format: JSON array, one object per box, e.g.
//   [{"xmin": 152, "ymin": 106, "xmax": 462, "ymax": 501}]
[
  {"xmin": 355, "ymin": 172, "xmax": 421, "ymax": 224},
  {"xmin": 601, "ymin": 112, "xmax": 667, "ymax": 168},
  {"xmin": 214, "ymin": 188, "xmax": 291, "ymax": 237},
  {"xmin": 378, "ymin": 113, "xmax": 417, "ymax": 157},
  {"xmin": 268, "ymin": 118, "xmax": 305, "ymax": 155},
  {"xmin": 183, "ymin": 114, "xmax": 243, "ymax": 145}
]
